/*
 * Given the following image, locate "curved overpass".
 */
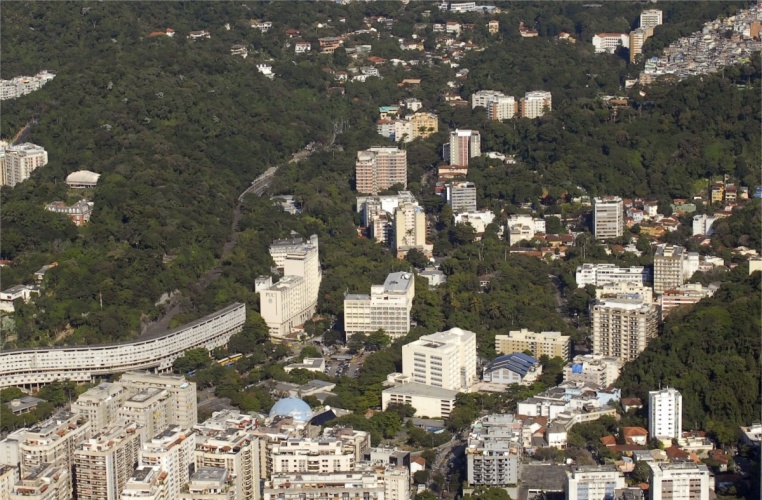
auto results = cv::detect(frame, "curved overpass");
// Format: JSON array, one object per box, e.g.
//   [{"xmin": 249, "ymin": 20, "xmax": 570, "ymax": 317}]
[{"xmin": 0, "ymin": 303, "xmax": 246, "ymax": 389}]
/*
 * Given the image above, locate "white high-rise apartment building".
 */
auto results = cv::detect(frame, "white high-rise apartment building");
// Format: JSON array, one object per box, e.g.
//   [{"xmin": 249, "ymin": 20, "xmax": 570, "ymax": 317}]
[
  {"xmin": 193, "ymin": 410, "xmax": 261, "ymax": 500},
  {"xmin": 117, "ymin": 388, "xmax": 171, "ymax": 441},
  {"xmin": 138, "ymin": 426, "xmax": 196, "ymax": 500},
  {"xmin": 593, "ymin": 196, "xmax": 624, "ymax": 240},
  {"xmin": 520, "ymin": 91, "xmax": 552, "ymax": 118},
  {"xmin": 260, "ymin": 235, "xmax": 322, "ymax": 340},
  {"xmin": 565, "ymin": 465, "xmax": 626, "ymax": 500},
  {"xmin": 393, "ymin": 202, "xmax": 427, "ymax": 257},
  {"xmin": 653, "ymin": 244, "xmax": 686, "ymax": 294},
  {"xmin": 648, "ymin": 463, "xmax": 709, "ymax": 500},
  {"xmin": 449, "ymin": 130, "xmax": 481, "ymax": 167},
  {"xmin": 74, "ymin": 421, "xmax": 143, "ymax": 500},
  {"xmin": 471, "ymin": 90, "xmax": 506, "ymax": 109},
  {"xmin": 467, "ymin": 414, "xmax": 522, "ymax": 487},
  {"xmin": 649, "ymin": 387, "xmax": 682, "ymax": 440},
  {"xmin": 692, "ymin": 214, "xmax": 718, "ymax": 236},
  {"xmin": 344, "ymin": 272, "xmax": 415, "ymax": 339},
  {"xmin": 1, "ymin": 143, "xmax": 48, "ymax": 187},
  {"xmin": 446, "ymin": 181, "xmax": 477, "ymax": 213},
  {"xmin": 118, "ymin": 372, "xmax": 198, "ymax": 431},
  {"xmin": 10, "ymin": 464, "xmax": 71, "ymax": 500},
  {"xmin": 591, "ymin": 298, "xmax": 658, "ymax": 361},
  {"xmin": 269, "ymin": 438, "xmax": 357, "ymax": 475},
  {"xmin": 19, "ymin": 411, "xmax": 91, "ymax": 498},
  {"xmin": 71, "ymin": 382, "xmax": 129, "ymax": 431},
  {"xmin": 640, "ymin": 9, "xmax": 663, "ymax": 29},
  {"xmin": 355, "ymin": 147, "xmax": 408, "ymax": 195},
  {"xmin": 487, "ymin": 96, "xmax": 518, "ymax": 121},
  {"xmin": 120, "ymin": 465, "xmax": 168, "ymax": 499},
  {"xmin": 575, "ymin": 263, "xmax": 651, "ymax": 288},
  {"xmin": 402, "ymin": 327, "xmax": 477, "ymax": 391}
]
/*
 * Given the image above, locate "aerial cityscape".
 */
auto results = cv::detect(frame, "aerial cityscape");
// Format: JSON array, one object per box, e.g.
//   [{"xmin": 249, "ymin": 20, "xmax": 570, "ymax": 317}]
[{"xmin": 0, "ymin": 1, "xmax": 760, "ymax": 500}]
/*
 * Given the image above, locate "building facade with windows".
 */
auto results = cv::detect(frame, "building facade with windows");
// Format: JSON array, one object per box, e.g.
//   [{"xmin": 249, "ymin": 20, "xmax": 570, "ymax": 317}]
[
  {"xmin": 449, "ymin": 130, "xmax": 481, "ymax": 167},
  {"xmin": 591, "ymin": 299, "xmax": 658, "ymax": 361},
  {"xmin": 495, "ymin": 329, "xmax": 571, "ymax": 360},
  {"xmin": 402, "ymin": 328, "xmax": 477, "ymax": 391},
  {"xmin": 648, "ymin": 388, "xmax": 682, "ymax": 441},
  {"xmin": 355, "ymin": 147, "xmax": 408, "ymax": 195},
  {"xmin": 593, "ymin": 196, "xmax": 624, "ymax": 240},
  {"xmin": 344, "ymin": 272, "xmax": 415, "ymax": 339}
]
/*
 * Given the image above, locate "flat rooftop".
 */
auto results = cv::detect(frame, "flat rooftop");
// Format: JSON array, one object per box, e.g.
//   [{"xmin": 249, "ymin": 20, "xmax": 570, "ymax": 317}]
[
  {"xmin": 383, "ymin": 383, "xmax": 458, "ymax": 399},
  {"xmin": 383, "ymin": 272, "xmax": 414, "ymax": 292}
]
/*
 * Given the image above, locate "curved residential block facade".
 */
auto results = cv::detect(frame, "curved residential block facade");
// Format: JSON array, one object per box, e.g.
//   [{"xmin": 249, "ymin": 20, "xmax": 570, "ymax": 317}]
[{"xmin": 0, "ymin": 303, "xmax": 246, "ymax": 389}]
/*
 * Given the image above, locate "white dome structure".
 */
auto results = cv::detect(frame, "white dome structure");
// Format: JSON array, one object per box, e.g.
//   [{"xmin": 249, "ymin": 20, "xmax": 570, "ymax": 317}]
[
  {"xmin": 269, "ymin": 397, "xmax": 313, "ymax": 422},
  {"xmin": 66, "ymin": 170, "xmax": 100, "ymax": 188}
]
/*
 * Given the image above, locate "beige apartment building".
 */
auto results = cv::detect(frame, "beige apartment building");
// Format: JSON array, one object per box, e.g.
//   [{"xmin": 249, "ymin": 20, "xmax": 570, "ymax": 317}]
[
  {"xmin": 74, "ymin": 421, "xmax": 143, "ymax": 500},
  {"xmin": 19, "ymin": 411, "xmax": 91, "ymax": 497},
  {"xmin": 268, "ymin": 438, "xmax": 356, "ymax": 476},
  {"xmin": 591, "ymin": 298, "xmax": 658, "ymax": 361},
  {"xmin": 260, "ymin": 235, "xmax": 321, "ymax": 341},
  {"xmin": 193, "ymin": 411, "xmax": 261, "ymax": 500},
  {"xmin": 71, "ymin": 382, "xmax": 129, "ymax": 431},
  {"xmin": 448, "ymin": 129, "xmax": 481, "ymax": 167},
  {"xmin": 520, "ymin": 91, "xmax": 552, "ymax": 118},
  {"xmin": 495, "ymin": 329, "xmax": 571, "ymax": 360},
  {"xmin": 1, "ymin": 143, "xmax": 48, "ymax": 187},
  {"xmin": 180, "ymin": 468, "xmax": 234, "ymax": 500},
  {"xmin": 648, "ymin": 463, "xmax": 709, "ymax": 500},
  {"xmin": 344, "ymin": 272, "xmax": 415, "ymax": 339},
  {"xmin": 653, "ymin": 244, "xmax": 686, "ymax": 294},
  {"xmin": 593, "ymin": 196, "xmax": 624, "ymax": 240},
  {"xmin": 393, "ymin": 202, "xmax": 427, "ymax": 258},
  {"xmin": 117, "ymin": 388, "xmax": 171, "ymax": 441},
  {"xmin": 355, "ymin": 147, "xmax": 407, "ymax": 195},
  {"xmin": 10, "ymin": 464, "xmax": 70, "ymax": 500},
  {"xmin": 120, "ymin": 465, "xmax": 168, "ymax": 500},
  {"xmin": 119, "ymin": 372, "xmax": 198, "ymax": 430},
  {"xmin": 138, "ymin": 427, "xmax": 196, "ymax": 500},
  {"xmin": 0, "ymin": 465, "xmax": 18, "ymax": 500}
]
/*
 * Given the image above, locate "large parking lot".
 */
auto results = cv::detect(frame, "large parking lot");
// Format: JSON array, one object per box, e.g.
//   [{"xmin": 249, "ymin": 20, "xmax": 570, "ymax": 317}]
[{"xmin": 324, "ymin": 352, "xmax": 367, "ymax": 379}]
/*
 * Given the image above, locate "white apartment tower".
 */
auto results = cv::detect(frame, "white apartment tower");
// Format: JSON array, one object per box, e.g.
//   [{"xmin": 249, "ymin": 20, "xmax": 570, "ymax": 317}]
[
  {"xmin": 118, "ymin": 372, "xmax": 199, "ymax": 431},
  {"xmin": 471, "ymin": 90, "xmax": 505, "ymax": 109},
  {"xmin": 449, "ymin": 130, "xmax": 481, "ymax": 167},
  {"xmin": 649, "ymin": 387, "xmax": 683, "ymax": 441},
  {"xmin": 402, "ymin": 327, "xmax": 477, "ymax": 391},
  {"xmin": 120, "ymin": 465, "xmax": 167, "ymax": 499},
  {"xmin": 393, "ymin": 203, "xmax": 427, "ymax": 257},
  {"xmin": 260, "ymin": 235, "xmax": 322, "ymax": 341},
  {"xmin": 565, "ymin": 465, "xmax": 626, "ymax": 500},
  {"xmin": 467, "ymin": 414, "xmax": 522, "ymax": 487},
  {"xmin": 71, "ymin": 382, "xmax": 130, "ymax": 431},
  {"xmin": 640, "ymin": 9, "xmax": 663, "ymax": 29},
  {"xmin": 648, "ymin": 463, "xmax": 709, "ymax": 500},
  {"xmin": 1, "ymin": 143, "xmax": 48, "ymax": 187},
  {"xmin": 446, "ymin": 181, "xmax": 477, "ymax": 213},
  {"xmin": 74, "ymin": 421, "xmax": 143, "ymax": 500},
  {"xmin": 138, "ymin": 426, "xmax": 196, "ymax": 500},
  {"xmin": 355, "ymin": 147, "xmax": 408, "ymax": 195},
  {"xmin": 194, "ymin": 411, "xmax": 261, "ymax": 500},
  {"xmin": 593, "ymin": 196, "xmax": 624, "ymax": 240},
  {"xmin": 520, "ymin": 91, "xmax": 552, "ymax": 118},
  {"xmin": 487, "ymin": 96, "xmax": 518, "ymax": 121},
  {"xmin": 10, "ymin": 464, "xmax": 71, "ymax": 500},
  {"xmin": 591, "ymin": 298, "xmax": 658, "ymax": 361},
  {"xmin": 344, "ymin": 272, "xmax": 415, "ymax": 339}
]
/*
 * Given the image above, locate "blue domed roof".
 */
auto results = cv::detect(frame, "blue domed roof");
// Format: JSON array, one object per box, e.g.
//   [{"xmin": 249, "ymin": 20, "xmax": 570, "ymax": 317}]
[{"xmin": 269, "ymin": 397, "xmax": 313, "ymax": 422}]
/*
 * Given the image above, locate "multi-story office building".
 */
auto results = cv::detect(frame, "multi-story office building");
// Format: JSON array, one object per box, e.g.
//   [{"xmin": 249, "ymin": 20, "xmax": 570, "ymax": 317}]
[
  {"xmin": 593, "ymin": 196, "xmax": 624, "ymax": 240},
  {"xmin": 19, "ymin": 411, "xmax": 91, "ymax": 497},
  {"xmin": 355, "ymin": 147, "xmax": 408, "ymax": 195},
  {"xmin": 117, "ymin": 389, "xmax": 171, "ymax": 441},
  {"xmin": 446, "ymin": 181, "xmax": 477, "ymax": 213},
  {"xmin": 193, "ymin": 410, "xmax": 261, "ymax": 500},
  {"xmin": 495, "ymin": 329, "xmax": 571, "ymax": 360},
  {"xmin": 591, "ymin": 299, "xmax": 658, "ymax": 361},
  {"xmin": 260, "ymin": 235, "xmax": 322, "ymax": 340},
  {"xmin": 393, "ymin": 202, "xmax": 427, "ymax": 258},
  {"xmin": 565, "ymin": 465, "xmax": 626, "ymax": 500},
  {"xmin": 119, "ymin": 372, "xmax": 199, "ymax": 432},
  {"xmin": 649, "ymin": 388, "xmax": 682, "ymax": 441},
  {"xmin": 10, "ymin": 464, "xmax": 70, "ymax": 500},
  {"xmin": 466, "ymin": 414, "xmax": 522, "ymax": 487},
  {"xmin": 402, "ymin": 328, "xmax": 477, "ymax": 391},
  {"xmin": 648, "ymin": 463, "xmax": 709, "ymax": 500},
  {"xmin": 653, "ymin": 244, "xmax": 686, "ymax": 294},
  {"xmin": 563, "ymin": 355, "xmax": 623, "ymax": 387},
  {"xmin": 449, "ymin": 130, "xmax": 481, "ymax": 167},
  {"xmin": 640, "ymin": 9, "xmax": 663, "ymax": 29},
  {"xmin": 520, "ymin": 91, "xmax": 552, "ymax": 118},
  {"xmin": 120, "ymin": 465, "xmax": 168, "ymax": 499},
  {"xmin": 138, "ymin": 426, "xmax": 196, "ymax": 500},
  {"xmin": 344, "ymin": 272, "xmax": 415, "ymax": 339},
  {"xmin": 575, "ymin": 263, "xmax": 651, "ymax": 288},
  {"xmin": 591, "ymin": 33, "xmax": 630, "ymax": 53},
  {"xmin": 1, "ymin": 143, "xmax": 48, "ymax": 187},
  {"xmin": 71, "ymin": 383, "xmax": 129, "ymax": 431},
  {"xmin": 180, "ymin": 468, "xmax": 234, "ymax": 500},
  {"xmin": 74, "ymin": 421, "xmax": 143, "ymax": 500}
]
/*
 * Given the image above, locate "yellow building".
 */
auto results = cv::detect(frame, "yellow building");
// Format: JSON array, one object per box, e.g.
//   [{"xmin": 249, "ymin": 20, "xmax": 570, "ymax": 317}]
[
  {"xmin": 488, "ymin": 20, "xmax": 499, "ymax": 34},
  {"xmin": 495, "ymin": 329, "xmax": 571, "ymax": 360},
  {"xmin": 409, "ymin": 112, "xmax": 438, "ymax": 140}
]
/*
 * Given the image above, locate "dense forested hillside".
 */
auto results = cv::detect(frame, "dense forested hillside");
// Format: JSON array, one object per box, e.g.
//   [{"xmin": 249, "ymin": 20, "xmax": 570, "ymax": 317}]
[{"xmin": 617, "ymin": 269, "xmax": 761, "ymax": 443}]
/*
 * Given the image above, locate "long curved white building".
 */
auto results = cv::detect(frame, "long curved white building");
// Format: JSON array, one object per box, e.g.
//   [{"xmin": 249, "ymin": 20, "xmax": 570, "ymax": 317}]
[{"xmin": 0, "ymin": 303, "xmax": 246, "ymax": 389}]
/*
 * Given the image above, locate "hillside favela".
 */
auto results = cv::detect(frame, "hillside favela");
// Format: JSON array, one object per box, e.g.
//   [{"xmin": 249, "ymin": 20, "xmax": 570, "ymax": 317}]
[{"xmin": 0, "ymin": 1, "xmax": 760, "ymax": 500}]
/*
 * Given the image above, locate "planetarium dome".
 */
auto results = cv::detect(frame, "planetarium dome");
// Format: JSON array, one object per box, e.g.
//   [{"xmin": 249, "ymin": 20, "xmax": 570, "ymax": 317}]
[{"xmin": 269, "ymin": 397, "xmax": 314, "ymax": 422}]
